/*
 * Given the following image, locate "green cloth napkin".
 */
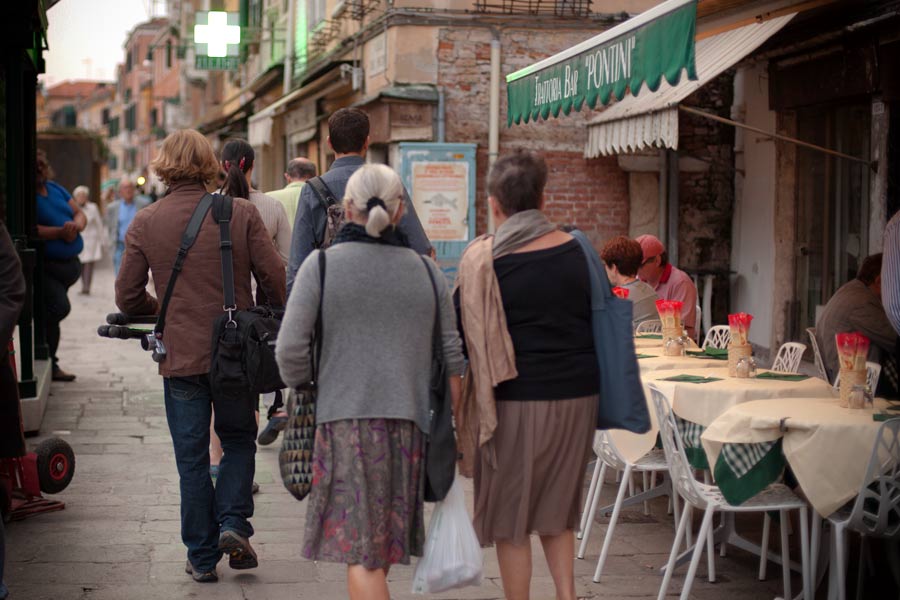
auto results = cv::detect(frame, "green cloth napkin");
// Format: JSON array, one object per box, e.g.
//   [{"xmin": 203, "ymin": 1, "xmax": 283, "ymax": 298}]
[
  {"xmin": 636, "ymin": 334, "xmax": 663, "ymax": 340},
  {"xmin": 661, "ymin": 375, "xmax": 724, "ymax": 384},
  {"xmin": 686, "ymin": 349, "xmax": 728, "ymax": 360},
  {"xmin": 754, "ymin": 371, "xmax": 810, "ymax": 382},
  {"xmin": 635, "ymin": 354, "xmax": 657, "ymax": 359}
]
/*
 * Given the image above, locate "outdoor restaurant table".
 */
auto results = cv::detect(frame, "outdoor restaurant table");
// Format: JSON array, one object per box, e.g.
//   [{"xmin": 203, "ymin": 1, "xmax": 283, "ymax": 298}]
[
  {"xmin": 633, "ymin": 335, "xmax": 699, "ymax": 350},
  {"xmin": 636, "ymin": 353, "xmax": 727, "ymax": 375},
  {"xmin": 700, "ymin": 396, "xmax": 894, "ymax": 517},
  {"xmin": 607, "ymin": 367, "xmax": 832, "ymax": 467}
]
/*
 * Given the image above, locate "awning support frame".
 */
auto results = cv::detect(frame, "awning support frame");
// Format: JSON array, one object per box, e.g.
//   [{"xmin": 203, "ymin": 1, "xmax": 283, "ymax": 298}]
[{"xmin": 679, "ymin": 105, "xmax": 876, "ymax": 170}]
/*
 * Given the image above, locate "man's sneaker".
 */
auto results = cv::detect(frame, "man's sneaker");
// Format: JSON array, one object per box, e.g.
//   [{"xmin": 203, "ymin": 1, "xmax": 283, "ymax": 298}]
[
  {"xmin": 257, "ymin": 413, "xmax": 288, "ymax": 446},
  {"xmin": 185, "ymin": 560, "xmax": 218, "ymax": 583},
  {"xmin": 218, "ymin": 530, "xmax": 258, "ymax": 570}
]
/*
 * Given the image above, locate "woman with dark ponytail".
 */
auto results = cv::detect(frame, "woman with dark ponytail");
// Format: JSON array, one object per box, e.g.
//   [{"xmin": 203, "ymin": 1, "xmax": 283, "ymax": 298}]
[{"xmin": 219, "ymin": 139, "xmax": 291, "ymax": 267}]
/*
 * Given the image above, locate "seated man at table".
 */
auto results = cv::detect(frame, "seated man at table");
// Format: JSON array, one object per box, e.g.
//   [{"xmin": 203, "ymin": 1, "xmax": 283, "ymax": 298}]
[
  {"xmin": 636, "ymin": 234, "xmax": 698, "ymax": 340},
  {"xmin": 601, "ymin": 235, "xmax": 659, "ymax": 325},
  {"xmin": 816, "ymin": 253, "xmax": 898, "ymax": 395}
]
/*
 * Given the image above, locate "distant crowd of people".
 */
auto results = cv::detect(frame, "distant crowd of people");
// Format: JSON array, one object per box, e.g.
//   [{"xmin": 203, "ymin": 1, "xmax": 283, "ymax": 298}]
[{"xmin": 6, "ymin": 104, "xmax": 896, "ymax": 600}]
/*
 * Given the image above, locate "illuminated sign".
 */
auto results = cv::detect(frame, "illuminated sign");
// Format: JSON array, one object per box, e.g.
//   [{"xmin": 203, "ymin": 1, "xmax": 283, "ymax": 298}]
[{"xmin": 194, "ymin": 11, "xmax": 240, "ymax": 70}]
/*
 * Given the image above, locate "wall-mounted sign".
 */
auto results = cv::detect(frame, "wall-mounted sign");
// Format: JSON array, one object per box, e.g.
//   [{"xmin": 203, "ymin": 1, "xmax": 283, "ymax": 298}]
[
  {"xmin": 194, "ymin": 11, "xmax": 240, "ymax": 70},
  {"xmin": 410, "ymin": 161, "xmax": 469, "ymax": 242}
]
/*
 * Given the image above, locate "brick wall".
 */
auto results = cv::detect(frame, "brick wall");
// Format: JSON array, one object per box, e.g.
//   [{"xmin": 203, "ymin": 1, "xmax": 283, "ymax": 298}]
[
  {"xmin": 677, "ymin": 70, "xmax": 736, "ymax": 323},
  {"xmin": 437, "ymin": 26, "xmax": 631, "ymax": 247}
]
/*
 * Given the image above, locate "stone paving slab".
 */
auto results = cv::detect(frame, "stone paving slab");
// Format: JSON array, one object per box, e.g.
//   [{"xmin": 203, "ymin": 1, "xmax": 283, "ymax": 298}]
[{"xmin": 5, "ymin": 262, "xmax": 799, "ymax": 599}]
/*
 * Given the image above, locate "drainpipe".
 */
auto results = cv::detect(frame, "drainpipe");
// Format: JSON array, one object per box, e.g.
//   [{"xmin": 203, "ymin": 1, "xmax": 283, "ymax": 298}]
[
  {"xmin": 487, "ymin": 29, "xmax": 501, "ymax": 232},
  {"xmin": 283, "ymin": 0, "xmax": 295, "ymax": 95},
  {"xmin": 436, "ymin": 87, "xmax": 445, "ymax": 143}
]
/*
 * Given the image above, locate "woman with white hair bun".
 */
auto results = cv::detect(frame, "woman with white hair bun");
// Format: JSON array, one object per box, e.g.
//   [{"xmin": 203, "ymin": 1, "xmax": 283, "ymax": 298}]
[
  {"xmin": 276, "ymin": 163, "xmax": 463, "ymax": 600},
  {"xmin": 72, "ymin": 185, "xmax": 106, "ymax": 295}
]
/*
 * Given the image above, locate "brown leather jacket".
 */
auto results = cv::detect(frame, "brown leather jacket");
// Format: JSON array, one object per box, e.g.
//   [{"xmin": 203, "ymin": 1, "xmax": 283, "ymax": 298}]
[{"xmin": 115, "ymin": 180, "xmax": 286, "ymax": 378}]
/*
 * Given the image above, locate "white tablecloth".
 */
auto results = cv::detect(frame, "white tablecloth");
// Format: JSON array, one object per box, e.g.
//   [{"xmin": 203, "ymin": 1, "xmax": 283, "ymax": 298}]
[
  {"xmin": 701, "ymin": 397, "xmax": 893, "ymax": 517},
  {"xmin": 637, "ymin": 354, "xmax": 727, "ymax": 375},
  {"xmin": 609, "ymin": 368, "xmax": 832, "ymax": 464}
]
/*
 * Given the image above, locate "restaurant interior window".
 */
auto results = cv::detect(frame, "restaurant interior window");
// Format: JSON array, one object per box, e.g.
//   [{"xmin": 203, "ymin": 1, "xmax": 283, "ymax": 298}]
[{"xmin": 794, "ymin": 102, "xmax": 871, "ymax": 333}]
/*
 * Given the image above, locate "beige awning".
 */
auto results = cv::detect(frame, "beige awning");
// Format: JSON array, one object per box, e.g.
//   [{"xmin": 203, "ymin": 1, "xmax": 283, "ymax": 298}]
[{"xmin": 585, "ymin": 13, "xmax": 794, "ymax": 157}]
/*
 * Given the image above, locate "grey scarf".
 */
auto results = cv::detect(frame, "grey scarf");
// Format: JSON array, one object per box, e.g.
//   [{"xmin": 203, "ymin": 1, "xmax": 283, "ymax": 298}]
[{"xmin": 492, "ymin": 209, "xmax": 559, "ymax": 258}]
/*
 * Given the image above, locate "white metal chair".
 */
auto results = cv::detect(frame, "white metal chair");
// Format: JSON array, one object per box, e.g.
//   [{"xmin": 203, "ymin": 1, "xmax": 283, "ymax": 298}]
[
  {"xmin": 701, "ymin": 325, "xmax": 731, "ymax": 350},
  {"xmin": 807, "ymin": 327, "xmax": 830, "ymax": 382},
  {"xmin": 817, "ymin": 418, "xmax": 900, "ymax": 600},
  {"xmin": 772, "ymin": 342, "xmax": 807, "ymax": 373},
  {"xmin": 577, "ymin": 431, "xmax": 677, "ymax": 582},
  {"xmin": 832, "ymin": 361, "xmax": 882, "ymax": 393},
  {"xmin": 649, "ymin": 385, "xmax": 812, "ymax": 600},
  {"xmin": 635, "ymin": 319, "xmax": 662, "ymax": 335}
]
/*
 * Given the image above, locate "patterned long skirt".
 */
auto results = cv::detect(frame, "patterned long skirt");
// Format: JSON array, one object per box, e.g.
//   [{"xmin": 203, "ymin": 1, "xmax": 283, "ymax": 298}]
[{"xmin": 301, "ymin": 418, "xmax": 426, "ymax": 569}]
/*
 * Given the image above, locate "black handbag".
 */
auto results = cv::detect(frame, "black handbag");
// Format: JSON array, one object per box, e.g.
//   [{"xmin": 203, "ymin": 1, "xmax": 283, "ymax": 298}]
[
  {"xmin": 208, "ymin": 196, "xmax": 286, "ymax": 399},
  {"xmin": 419, "ymin": 256, "xmax": 457, "ymax": 502},
  {"xmin": 279, "ymin": 250, "xmax": 326, "ymax": 501}
]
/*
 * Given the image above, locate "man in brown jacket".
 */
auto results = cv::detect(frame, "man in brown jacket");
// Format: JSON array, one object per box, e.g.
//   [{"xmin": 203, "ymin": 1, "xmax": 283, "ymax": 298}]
[{"xmin": 115, "ymin": 130, "xmax": 286, "ymax": 583}]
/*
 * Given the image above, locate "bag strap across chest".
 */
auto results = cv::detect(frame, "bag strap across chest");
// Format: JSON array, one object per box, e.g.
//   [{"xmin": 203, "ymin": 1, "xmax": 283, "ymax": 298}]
[{"xmin": 212, "ymin": 195, "xmax": 237, "ymax": 325}]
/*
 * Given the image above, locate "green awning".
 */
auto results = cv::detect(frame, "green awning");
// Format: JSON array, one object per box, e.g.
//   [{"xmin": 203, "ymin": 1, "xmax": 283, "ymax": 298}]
[{"xmin": 506, "ymin": 0, "xmax": 698, "ymax": 126}]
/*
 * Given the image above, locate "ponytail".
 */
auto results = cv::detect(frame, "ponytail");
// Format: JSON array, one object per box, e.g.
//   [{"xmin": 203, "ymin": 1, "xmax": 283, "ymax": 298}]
[
  {"xmin": 343, "ymin": 164, "xmax": 404, "ymax": 238},
  {"xmin": 220, "ymin": 139, "xmax": 254, "ymax": 199},
  {"xmin": 364, "ymin": 197, "xmax": 391, "ymax": 238}
]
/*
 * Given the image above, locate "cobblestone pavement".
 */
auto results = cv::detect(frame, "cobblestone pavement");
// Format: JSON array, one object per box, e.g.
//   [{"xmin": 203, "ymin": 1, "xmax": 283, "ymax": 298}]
[{"xmin": 6, "ymin": 259, "xmax": 794, "ymax": 599}]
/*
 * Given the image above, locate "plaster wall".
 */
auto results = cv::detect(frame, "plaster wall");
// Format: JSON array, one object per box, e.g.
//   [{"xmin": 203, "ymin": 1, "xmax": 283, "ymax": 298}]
[{"xmin": 731, "ymin": 62, "xmax": 777, "ymax": 350}]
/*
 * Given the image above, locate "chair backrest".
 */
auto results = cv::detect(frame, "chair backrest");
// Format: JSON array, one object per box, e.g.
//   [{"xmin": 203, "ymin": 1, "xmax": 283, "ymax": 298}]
[
  {"xmin": 635, "ymin": 319, "xmax": 662, "ymax": 335},
  {"xmin": 772, "ymin": 342, "xmax": 807, "ymax": 373},
  {"xmin": 806, "ymin": 327, "xmax": 830, "ymax": 382},
  {"xmin": 846, "ymin": 418, "xmax": 900, "ymax": 538},
  {"xmin": 648, "ymin": 385, "xmax": 707, "ymax": 508},
  {"xmin": 702, "ymin": 325, "xmax": 731, "ymax": 350},
  {"xmin": 832, "ymin": 361, "xmax": 882, "ymax": 392},
  {"xmin": 592, "ymin": 430, "xmax": 628, "ymax": 470}
]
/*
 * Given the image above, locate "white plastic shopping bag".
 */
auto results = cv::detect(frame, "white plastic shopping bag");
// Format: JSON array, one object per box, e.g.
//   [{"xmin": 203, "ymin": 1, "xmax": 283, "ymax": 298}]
[{"xmin": 411, "ymin": 478, "xmax": 483, "ymax": 594}]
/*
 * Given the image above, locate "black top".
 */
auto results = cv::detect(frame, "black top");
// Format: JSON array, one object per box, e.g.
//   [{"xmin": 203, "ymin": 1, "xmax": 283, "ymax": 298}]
[{"xmin": 456, "ymin": 238, "xmax": 599, "ymax": 401}]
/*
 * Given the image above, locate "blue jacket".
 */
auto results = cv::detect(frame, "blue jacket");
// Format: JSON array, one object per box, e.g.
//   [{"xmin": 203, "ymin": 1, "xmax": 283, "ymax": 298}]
[{"xmin": 286, "ymin": 155, "xmax": 430, "ymax": 294}]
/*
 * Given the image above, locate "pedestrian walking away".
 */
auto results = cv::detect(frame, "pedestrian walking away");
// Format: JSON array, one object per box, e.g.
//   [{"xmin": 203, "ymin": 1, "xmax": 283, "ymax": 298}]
[
  {"xmin": 286, "ymin": 107, "xmax": 431, "ymax": 294},
  {"xmin": 266, "ymin": 156, "xmax": 317, "ymax": 229},
  {"xmin": 276, "ymin": 163, "xmax": 464, "ymax": 600},
  {"xmin": 115, "ymin": 129, "xmax": 286, "ymax": 583},
  {"xmin": 454, "ymin": 150, "xmax": 599, "ymax": 600},
  {"xmin": 35, "ymin": 149, "xmax": 85, "ymax": 382}
]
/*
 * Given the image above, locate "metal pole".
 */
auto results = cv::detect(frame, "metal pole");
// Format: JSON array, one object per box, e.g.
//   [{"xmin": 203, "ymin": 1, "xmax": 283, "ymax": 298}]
[
  {"xmin": 487, "ymin": 32, "xmax": 501, "ymax": 233},
  {"xmin": 679, "ymin": 105, "xmax": 874, "ymax": 168}
]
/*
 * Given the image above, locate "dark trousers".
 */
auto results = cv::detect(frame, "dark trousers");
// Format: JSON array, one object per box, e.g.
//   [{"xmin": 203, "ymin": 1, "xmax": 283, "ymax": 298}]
[
  {"xmin": 43, "ymin": 257, "xmax": 81, "ymax": 367},
  {"xmin": 163, "ymin": 374, "xmax": 257, "ymax": 571}
]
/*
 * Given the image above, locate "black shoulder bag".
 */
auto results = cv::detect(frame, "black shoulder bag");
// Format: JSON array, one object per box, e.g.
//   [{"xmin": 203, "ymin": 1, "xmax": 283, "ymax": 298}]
[
  {"xmin": 208, "ymin": 195, "xmax": 286, "ymax": 402},
  {"xmin": 419, "ymin": 256, "xmax": 457, "ymax": 502},
  {"xmin": 151, "ymin": 193, "xmax": 216, "ymax": 362},
  {"xmin": 306, "ymin": 177, "xmax": 345, "ymax": 249},
  {"xmin": 279, "ymin": 250, "xmax": 326, "ymax": 501}
]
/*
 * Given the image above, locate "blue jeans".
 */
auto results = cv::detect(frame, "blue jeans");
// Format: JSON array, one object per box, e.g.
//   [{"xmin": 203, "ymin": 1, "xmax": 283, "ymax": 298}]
[
  {"xmin": 164, "ymin": 375, "xmax": 257, "ymax": 571},
  {"xmin": 113, "ymin": 241, "xmax": 125, "ymax": 275}
]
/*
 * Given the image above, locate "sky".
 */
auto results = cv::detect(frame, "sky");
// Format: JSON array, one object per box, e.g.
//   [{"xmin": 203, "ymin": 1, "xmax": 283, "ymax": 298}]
[{"xmin": 41, "ymin": 0, "xmax": 166, "ymax": 87}]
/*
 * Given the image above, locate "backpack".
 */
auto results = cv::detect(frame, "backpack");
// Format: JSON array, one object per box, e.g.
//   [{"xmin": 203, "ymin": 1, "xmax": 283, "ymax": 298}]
[{"xmin": 306, "ymin": 176, "xmax": 345, "ymax": 249}]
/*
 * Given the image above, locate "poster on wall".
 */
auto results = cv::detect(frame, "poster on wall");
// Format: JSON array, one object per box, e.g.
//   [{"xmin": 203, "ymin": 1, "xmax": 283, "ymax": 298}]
[{"xmin": 410, "ymin": 161, "xmax": 469, "ymax": 242}]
